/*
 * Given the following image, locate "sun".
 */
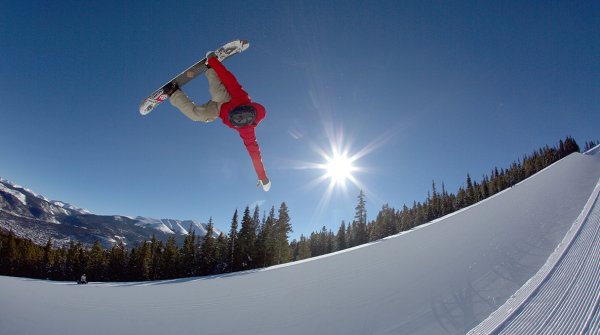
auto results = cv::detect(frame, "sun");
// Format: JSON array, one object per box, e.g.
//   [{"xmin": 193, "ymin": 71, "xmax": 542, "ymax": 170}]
[
  {"xmin": 325, "ymin": 152, "xmax": 356, "ymax": 184},
  {"xmin": 291, "ymin": 123, "xmax": 396, "ymax": 225},
  {"xmin": 290, "ymin": 118, "xmax": 398, "ymax": 223}
]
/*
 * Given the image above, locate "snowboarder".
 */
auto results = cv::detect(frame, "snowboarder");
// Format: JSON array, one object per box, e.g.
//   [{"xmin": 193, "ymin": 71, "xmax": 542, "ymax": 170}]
[
  {"xmin": 78, "ymin": 274, "xmax": 87, "ymax": 284},
  {"xmin": 165, "ymin": 53, "xmax": 271, "ymax": 192}
]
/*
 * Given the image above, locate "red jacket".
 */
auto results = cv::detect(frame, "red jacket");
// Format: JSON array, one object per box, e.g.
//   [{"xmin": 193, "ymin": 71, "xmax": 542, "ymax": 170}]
[{"xmin": 207, "ymin": 57, "xmax": 267, "ymax": 181}]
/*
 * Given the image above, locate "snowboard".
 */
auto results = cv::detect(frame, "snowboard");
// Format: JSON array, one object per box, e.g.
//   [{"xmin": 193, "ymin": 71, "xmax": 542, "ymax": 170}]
[{"xmin": 139, "ymin": 39, "xmax": 250, "ymax": 115}]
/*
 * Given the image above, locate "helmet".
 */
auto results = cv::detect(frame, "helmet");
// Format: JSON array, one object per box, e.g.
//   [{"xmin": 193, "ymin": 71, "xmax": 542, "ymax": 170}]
[{"xmin": 229, "ymin": 105, "xmax": 257, "ymax": 128}]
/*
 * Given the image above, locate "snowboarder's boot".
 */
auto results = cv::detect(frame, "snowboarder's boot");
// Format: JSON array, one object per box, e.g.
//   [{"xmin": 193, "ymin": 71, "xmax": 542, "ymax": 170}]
[
  {"xmin": 162, "ymin": 81, "xmax": 179, "ymax": 96},
  {"xmin": 214, "ymin": 40, "xmax": 249, "ymax": 61}
]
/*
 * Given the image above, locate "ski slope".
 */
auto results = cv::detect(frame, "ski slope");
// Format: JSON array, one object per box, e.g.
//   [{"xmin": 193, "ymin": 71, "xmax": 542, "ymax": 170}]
[
  {"xmin": 469, "ymin": 148, "xmax": 600, "ymax": 334},
  {"xmin": 1, "ymin": 150, "xmax": 599, "ymax": 335}
]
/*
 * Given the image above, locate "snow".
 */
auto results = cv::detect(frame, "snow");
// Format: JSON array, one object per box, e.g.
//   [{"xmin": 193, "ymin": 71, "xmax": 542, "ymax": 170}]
[
  {"xmin": 133, "ymin": 216, "xmax": 176, "ymax": 234},
  {"xmin": 1, "ymin": 152, "xmax": 599, "ymax": 335},
  {"xmin": 51, "ymin": 201, "xmax": 67, "ymax": 208},
  {"xmin": 23, "ymin": 187, "xmax": 45, "ymax": 201},
  {"xmin": 47, "ymin": 204, "xmax": 70, "ymax": 217},
  {"xmin": 585, "ymin": 143, "xmax": 600, "ymax": 156},
  {"xmin": 468, "ymin": 180, "xmax": 600, "ymax": 334},
  {"xmin": 49, "ymin": 200, "xmax": 91, "ymax": 215},
  {"xmin": 0, "ymin": 184, "xmax": 27, "ymax": 206},
  {"xmin": 133, "ymin": 217, "xmax": 223, "ymax": 237},
  {"xmin": 1, "ymin": 178, "xmax": 91, "ymax": 214}
]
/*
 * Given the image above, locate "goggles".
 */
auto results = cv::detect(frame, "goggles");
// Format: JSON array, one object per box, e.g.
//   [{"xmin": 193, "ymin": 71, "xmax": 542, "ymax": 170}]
[{"xmin": 229, "ymin": 105, "xmax": 257, "ymax": 127}]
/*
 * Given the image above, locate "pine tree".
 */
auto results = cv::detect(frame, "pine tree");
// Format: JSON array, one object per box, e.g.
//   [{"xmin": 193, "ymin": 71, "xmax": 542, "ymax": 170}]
[
  {"xmin": 42, "ymin": 238, "xmax": 53, "ymax": 278},
  {"xmin": 584, "ymin": 140, "xmax": 598, "ymax": 151},
  {"xmin": 161, "ymin": 237, "xmax": 179, "ymax": 279},
  {"xmin": 199, "ymin": 218, "xmax": 217, "ymax": 275},
  {"xmin": 325, "ymin": 228, "xmax": 335, "ymax": 253},
  {"xmin": 466, "ymin": 174, "xmax": 475, "ymax": 205},
  {"xmin": 87, "ymin": 240, "xmax": 106, "ymax": 281},
  {"xmin": 440, "ymin": 183, "xmax": 452, "ymax": 216},
  {"xmin": 430, "ymin": 181, "xmax": 440, "ymax": 219},
  {"xmin": 371, "ymin": 204, "xmax": 398, "ymax": 241},
  {"xmin": 481, "ymin": 175, "xmax": 490, "ymax": 199},
  {"xmin": 337, "ymin": 221, "xmax": 347, "ymax": 250},
  {"xmin": 130, "ymin": 241, "xmax": 151, "ymax": 280},
  {"xmin": 73, "ymin": 242, "xmax": 87, "ymax": 279},
  {"xmin": 227, "ymin": 209, "xmax": 239, "ymax": 272},
  {"xmin": 256, "ymin": 207, "xmax": 276, "ymax": 267},
  {"xmin": 181, "ymin": 224, "xmax": 198, "ymax": 277},
  {"xmin": 2, "ymin": 231, "xmax": 18, "ymax": 275},
  {"xmin": 297, "ymin": 235, "xmax": 311, "ymax": 260},
  {"xmin": 151, "ymin": 235, "xmax": 165, "ymax": 280},
  {"xmin": 107, "ymin": 240, "xmax": 128, "ymax": 281},
  {"xmin": 274, "ymin": 202, "xmax": 292, "ymax": 264},
  {"xmin": 412, "ymin": 201, "xmax": 424, "ymax": 226},
  {"xmin": 399, "ymin": 204, "xmax": 410, "ymax": 231},
  {"xmin": 65, "ymin": 241, "xmax": 77, "ymax": 279},
  {"xmin": 354, "ymin": 190, "xmax": 368, "ymax": 245},
  {"xmin": 238, "ymin": 206, "xmax": 257, "ymax": 270},
  {"xmin": 346, "ymin": 222, "xmax": 354, "ymax": 248},
  {"xmin": 51, "ymin": 247, "xmax": 67, "ymax": 280},
  {"xmin": 309, "ymin": 231, "xmax": 319, "ymax": 256},
  {"xmin": 563, "ymin": 136, "xmax": 580, "ymax": 155},
  {"xmin": 214, "ymin": 233, "xmax": 229, "ymax": 274},
  {"xmin": 253, "ymin": 205, "xmax": 261, "ymax": 235}
]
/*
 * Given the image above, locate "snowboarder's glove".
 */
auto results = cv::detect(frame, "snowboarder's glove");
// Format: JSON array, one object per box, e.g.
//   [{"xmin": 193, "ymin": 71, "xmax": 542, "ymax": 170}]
[
  {"xmin": 205, "ymin": 51, "xmax": 216, "ymax": 67},
  {"xmin": 257, "ymin": 177, "xmax": 271, "ymax": 192}
]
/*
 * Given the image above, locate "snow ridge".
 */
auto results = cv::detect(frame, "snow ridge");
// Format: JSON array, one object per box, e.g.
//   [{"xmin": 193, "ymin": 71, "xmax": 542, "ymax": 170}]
[
  {"xmin": 0, "ymin": 183, "xmax": 27, "ymax": 206},
  {"xmin": 49, "ymin": 201, "xmax": 91, "ymax": 215},
  {"xmin": 133, "ymin": 217, "xmax": 222, "ymax": 237},
  {"xmin": 1, "ymin": 178, "xmax": 220, "ymax": 246},
  {"xmin": 0, "ymin": 178, "xmax": 90, "ymax": 215},
  {"xmin": 468, "ymin": 180, "xmax": 600, "ymax": 334},
  {"xmin": 584, "ymin": 143, "xmax": 600, "ymax": 156}
]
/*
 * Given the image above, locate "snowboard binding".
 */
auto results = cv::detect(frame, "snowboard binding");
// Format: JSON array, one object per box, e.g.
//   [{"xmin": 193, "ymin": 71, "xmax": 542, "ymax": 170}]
[{"xmin": 162, "ymin": 82, "xmax": 179, "ymax": 96}]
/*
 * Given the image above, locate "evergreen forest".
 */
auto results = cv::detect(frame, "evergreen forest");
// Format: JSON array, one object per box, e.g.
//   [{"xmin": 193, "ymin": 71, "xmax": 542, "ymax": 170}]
[{"xmin": 0, "ymin": 137, "xmax": 596, "ymax": 282}]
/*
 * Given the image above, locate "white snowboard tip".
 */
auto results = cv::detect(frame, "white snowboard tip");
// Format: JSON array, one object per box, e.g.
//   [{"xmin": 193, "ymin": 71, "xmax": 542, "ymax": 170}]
[
  {"xmin": 240, "ymin": 40, "xmax": 250, "ymax": 52},
  {"xmin": 139, "ymin": 102, "xmax": 151, "ymax": 115}
]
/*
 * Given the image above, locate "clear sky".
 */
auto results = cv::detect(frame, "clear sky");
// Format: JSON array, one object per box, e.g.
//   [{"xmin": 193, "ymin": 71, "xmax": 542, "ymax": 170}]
[{"xmin": 1, "ymin": 1, "xmax": 598, "ymax": 239}]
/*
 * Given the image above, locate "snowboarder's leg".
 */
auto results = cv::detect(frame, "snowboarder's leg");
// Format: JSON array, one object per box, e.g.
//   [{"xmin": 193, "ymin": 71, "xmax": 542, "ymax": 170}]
[
  {"xmin": 169, "ymin": 89, "xmax": 220, "ymax": 122},
  {"xmin": 205, "ymin": 68, "xmax": 231, "ymax": 103}
]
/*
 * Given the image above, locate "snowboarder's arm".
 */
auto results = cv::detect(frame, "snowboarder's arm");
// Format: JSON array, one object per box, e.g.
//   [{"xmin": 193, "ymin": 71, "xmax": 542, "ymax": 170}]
[
  {"xmin": 238, "ymin": 127, "xmax": 267, "ymax": 181},
  {"xmin": 207, "ymin": 57, "xmax": 249, "ymax": 100}
]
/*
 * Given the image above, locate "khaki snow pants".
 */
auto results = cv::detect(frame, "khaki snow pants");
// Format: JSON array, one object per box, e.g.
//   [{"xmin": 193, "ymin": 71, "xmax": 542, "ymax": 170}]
[{"xmin": 169, "ymin": 68, "xmax": 231, "ymax": 122}]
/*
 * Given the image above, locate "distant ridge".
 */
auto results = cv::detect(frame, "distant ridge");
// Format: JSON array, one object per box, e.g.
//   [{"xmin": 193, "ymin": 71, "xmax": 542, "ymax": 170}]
[{"xmin": 0, "ymin": 178, "xmax": 220, "ymax": 248}]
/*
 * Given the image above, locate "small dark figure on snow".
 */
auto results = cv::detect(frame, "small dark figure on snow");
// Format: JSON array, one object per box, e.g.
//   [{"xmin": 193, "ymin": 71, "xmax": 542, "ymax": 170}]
[{"xmin": 78, "ymin": 274, "xmax": 87, "ymax": 285}]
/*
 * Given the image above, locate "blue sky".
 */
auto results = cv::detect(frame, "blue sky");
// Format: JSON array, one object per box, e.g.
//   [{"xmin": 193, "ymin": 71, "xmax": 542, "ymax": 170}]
[{"xmin": 1, "ymin": 1, "xmax": 598, "ymax": 239}]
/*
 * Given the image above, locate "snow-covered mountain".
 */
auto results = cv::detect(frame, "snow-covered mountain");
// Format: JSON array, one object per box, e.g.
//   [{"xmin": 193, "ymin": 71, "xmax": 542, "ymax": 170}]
[
  {"xmin": 1, "ymin": 150, "xmax": 599, "ymax": 335},
  {"xmin": 131, "ymin": 216, "xmax": 218, "ymax": 237},
  {"xmin": 0, "ymin": 178, "xmax": 221, "ymax": 247}
]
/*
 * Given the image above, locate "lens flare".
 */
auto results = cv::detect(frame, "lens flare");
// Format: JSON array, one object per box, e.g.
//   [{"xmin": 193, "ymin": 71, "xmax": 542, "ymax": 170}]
[
  {"xmin": 325, "ymin": 151, "xmax": 356, "ymax": 185},
  {"xmin": 289, "ymin": 103, "xmax": 398, "ymax": 227}
]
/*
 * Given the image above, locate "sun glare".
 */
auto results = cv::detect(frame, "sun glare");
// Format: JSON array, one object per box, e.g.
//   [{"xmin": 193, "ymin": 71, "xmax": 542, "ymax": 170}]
[
  {"xmin": 292, "ymin": 120, "xmax": 396, "ymax": 224},
  {"xmin": 325, "ymin": 152, "xmax": 355, "ymax": 184}
]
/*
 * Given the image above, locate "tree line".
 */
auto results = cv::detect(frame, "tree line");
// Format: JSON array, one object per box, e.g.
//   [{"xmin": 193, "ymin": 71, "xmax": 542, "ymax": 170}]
[
  {"xmin": 583, "ymin": 140, "xmax": 599, "ymax": 152},
  {"xmin": 0, "ymin": 136, "xmax": 593, "ymax": 281},
  {"xmin": 290, "ymin": 136, "xmax": 587, "ymax": 259},
  {"xmin": 0, "ymin": 203, "xmax": 292, "ymax": 282}
]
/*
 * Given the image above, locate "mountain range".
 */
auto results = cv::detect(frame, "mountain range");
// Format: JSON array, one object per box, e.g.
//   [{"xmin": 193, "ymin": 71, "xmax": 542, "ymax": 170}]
[{"xmin": 0, "ymin": 177, "xmax": 221, "ymax": 248}]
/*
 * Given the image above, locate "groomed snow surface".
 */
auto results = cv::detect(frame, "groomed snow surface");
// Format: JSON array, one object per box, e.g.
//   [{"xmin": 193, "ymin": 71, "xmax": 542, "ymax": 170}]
[{"xmin": 1, "ymin": 150, "xmax": 600, "ymax": 335}]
